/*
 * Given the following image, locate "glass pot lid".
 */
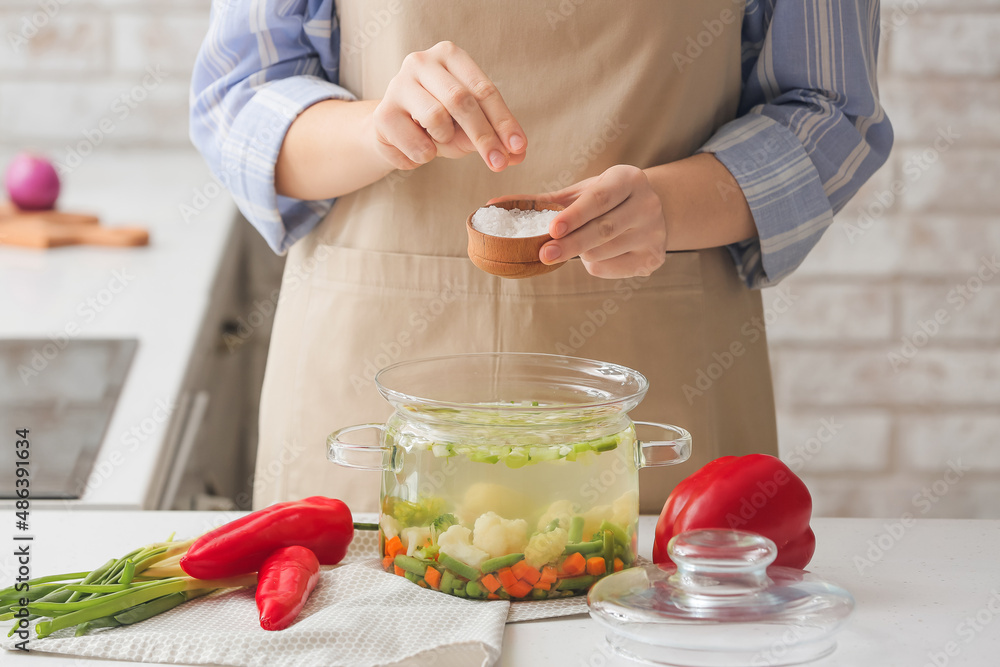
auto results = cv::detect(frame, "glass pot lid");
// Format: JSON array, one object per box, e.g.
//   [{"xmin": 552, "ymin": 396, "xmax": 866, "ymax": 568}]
[
  {"xmin": 587, "ymin": 530, "xmax": 854, "ymax": 667},
  {"xmin": 374, "ymin": 352, "xmax": 649, "ymax": 426}
]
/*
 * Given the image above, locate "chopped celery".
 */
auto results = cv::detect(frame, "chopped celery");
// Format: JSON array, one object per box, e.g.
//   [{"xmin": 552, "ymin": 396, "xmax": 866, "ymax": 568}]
[
  {"xmin": 504, "ymin": 451, "xmax": 530, "ymax": 468},
  {"xmin": 431, "ymin": 444, "xmax": 453, "ymax": 458}
]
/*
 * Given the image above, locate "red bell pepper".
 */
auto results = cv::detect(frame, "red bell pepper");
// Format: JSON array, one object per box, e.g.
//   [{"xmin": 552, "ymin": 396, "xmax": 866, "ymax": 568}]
[
  {"xmin": 180, "ymin": 496, "xmax": 355, "ymax": 579},
  {"xmin": 256, "ymin": 546, "xmax": 321, "ymax": 631},
  {"xmin": 653, "ymin": 454, "xmax": 815, "ymax": 568}
]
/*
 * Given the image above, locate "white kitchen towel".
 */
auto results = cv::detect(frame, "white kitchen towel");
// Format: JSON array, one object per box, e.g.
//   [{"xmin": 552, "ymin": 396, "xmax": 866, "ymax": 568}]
[
  {"xmin": 4, "ymin": 559, "xmax": 509, "ymax": 667},
  {"xmin": 2, "ymin": 529, "xmax": 604, "ymax": 665}
]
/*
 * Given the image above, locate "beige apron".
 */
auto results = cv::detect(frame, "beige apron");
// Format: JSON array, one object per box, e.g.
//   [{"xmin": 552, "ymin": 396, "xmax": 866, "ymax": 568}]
[{"xmin": 256, "ymin": 0, "xmax": 778, "ymax": 514}]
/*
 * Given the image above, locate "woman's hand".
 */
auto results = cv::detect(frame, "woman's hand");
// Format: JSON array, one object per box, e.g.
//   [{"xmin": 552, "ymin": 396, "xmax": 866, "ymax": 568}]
[
  {"xmin": 372, "ymin": 41, "xmax": 527, "ymax": 172},
  {"xmin": 492, "ymin": 165, "xmax": 667, "ymax": 279}
]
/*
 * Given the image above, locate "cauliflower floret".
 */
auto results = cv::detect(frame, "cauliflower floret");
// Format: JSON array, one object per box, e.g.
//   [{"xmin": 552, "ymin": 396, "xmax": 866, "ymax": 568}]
[
  {"xmin": 611, "ymin": 490, "xmax": 639, "ymax": 530},
  {"xmin": 458, "ymin": 483, "xmax": 531, "ymax": 526},
  {"xmin": 524, "ymin": 527, "xmax": 569, "ymax": 569},
  {"xmin": 437, "ymin": 525, "xmax": 490, "ymax": 569},
  {"xmin": 379, "ymin": 514, "xmax": 401, "ymax": 541},
  {"xmin": 535, "ymin": 499, "xmax": 576, "ymax": 533},
  {"xmin": 401, "ymin": 526, "xmax": 431, "ymax": 557},
  {"xmin": 472, "ymin": 512, "xmax": 529, "ymax": 558}
]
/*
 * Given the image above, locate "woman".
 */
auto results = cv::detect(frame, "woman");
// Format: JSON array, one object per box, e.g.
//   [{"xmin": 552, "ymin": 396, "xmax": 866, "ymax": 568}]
[{"xmin": 191, "ymin": 0, "xmax": 891, "ymax": 513}]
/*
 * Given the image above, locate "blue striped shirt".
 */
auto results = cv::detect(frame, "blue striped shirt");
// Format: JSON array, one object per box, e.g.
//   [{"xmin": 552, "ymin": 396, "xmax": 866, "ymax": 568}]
[{"xmin": 190, "ymin": 0, "xmax": 892, "ymax": 288}]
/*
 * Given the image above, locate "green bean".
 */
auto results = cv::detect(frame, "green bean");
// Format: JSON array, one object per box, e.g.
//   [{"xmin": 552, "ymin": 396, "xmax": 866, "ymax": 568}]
[
  {"xmin": 440, "ymin": 570, "xmax": 456, "ymax": 594},
  {"xmin": 393, "ymin": 555, "xmax": 428, "ymax": 577},
  {"xmin": 603, "ymin": 530, "xmax": 615, "ymax": 572},
  {"xmin": 564, "ymin": 540, "xmax": 602, "ymax": 555},
  {"xmin": 555, "ymin": 575, "xmax": 595, "ymax": 591},
  {"xmin": 599, "ymin": 520, "xmax": 628, "ymax": 548},
  {"xmin": 403, "ymin": 571, "xmax": 420, "ymax": 584},
  {"xmin": 438, "ymin": 553, "xmax": 480, "ymax": 581},
  {"xmin": 531, "ymin": 588, "xmax": 549, "ymax": 599},
  {"xmin": 481, "ymin": 553, "xmax": 523, "ymax": 574},
  {"xmin": 615, "ymin": 543, "xmax": 635, "ymax": 566},
  {"xmin": 568, "ymin": 516, "xmax": 584, "ymax": 543}
]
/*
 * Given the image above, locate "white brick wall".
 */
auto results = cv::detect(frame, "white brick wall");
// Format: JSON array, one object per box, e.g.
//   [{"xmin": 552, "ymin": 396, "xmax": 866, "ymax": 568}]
[
  {"xmin": 3, "ymin": 1, "xmax": 997, "ymax": 518},
  {"xmin": 771, "ymin": 2, "xmax": 1000, "ymax": 519},
  {"xmin": 0, "ymin": 1, "xmax": 208, "ymax": 151}
]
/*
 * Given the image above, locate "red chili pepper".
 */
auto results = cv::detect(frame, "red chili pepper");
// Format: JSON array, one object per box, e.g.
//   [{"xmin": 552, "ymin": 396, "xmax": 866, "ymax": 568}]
[
  {"xmin": 652, "ymin": 454, "xmax": 816, "ymax": 569},
  {"xmin": 180, "ymin": 496, "xmax": 354, "ymax": 579},
  {"xmin": 256, "ymin": 545, "xmax": 320, "ymax": 631}
]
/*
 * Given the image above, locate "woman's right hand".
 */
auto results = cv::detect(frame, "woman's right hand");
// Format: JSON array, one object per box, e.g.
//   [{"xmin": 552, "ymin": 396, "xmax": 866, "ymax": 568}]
[{"xmin": 371, "ymin": 41, "xmax": 527, "ymax": 172}]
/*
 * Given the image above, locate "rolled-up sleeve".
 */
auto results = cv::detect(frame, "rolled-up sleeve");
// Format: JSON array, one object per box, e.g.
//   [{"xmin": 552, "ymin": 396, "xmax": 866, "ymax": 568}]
[
  {"xmin": 190, "ymin": 0, "xmax": 355, "ymax": 254},
  {"xmin": 698, "ymin": 0, "xmax": 893, "ymax": 288}
]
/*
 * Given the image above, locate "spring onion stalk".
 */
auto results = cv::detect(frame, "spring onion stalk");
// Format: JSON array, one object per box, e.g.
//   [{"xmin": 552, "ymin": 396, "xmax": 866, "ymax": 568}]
[
  {"xmin": 34, "ymin": 574, "xmax": 256, "ymax": 638},
  {"xmin": 1, "ymin": 533, "xmax": 257, "ymax": 639}
]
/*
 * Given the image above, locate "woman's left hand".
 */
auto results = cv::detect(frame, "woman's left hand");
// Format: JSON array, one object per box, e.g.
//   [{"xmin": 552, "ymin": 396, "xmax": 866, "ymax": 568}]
[{"xmin": 491, "ymin": 165, "xmax": 667, "ymax": 279}]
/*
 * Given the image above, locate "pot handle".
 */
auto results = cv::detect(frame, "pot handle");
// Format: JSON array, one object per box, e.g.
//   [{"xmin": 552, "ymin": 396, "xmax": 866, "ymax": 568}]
[
  {"xmin": 634, "ymin": 421, "xmax": 692, "ymax": 468},
  {"xmin": 327, "ymin": 424, "xmax": 398, "ymax": 472}
]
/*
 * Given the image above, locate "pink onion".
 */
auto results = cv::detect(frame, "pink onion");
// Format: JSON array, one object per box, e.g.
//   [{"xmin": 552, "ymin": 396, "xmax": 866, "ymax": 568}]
[{"xmin": 5, "ymin": 152, "xmax": 60, "ymax": 210}]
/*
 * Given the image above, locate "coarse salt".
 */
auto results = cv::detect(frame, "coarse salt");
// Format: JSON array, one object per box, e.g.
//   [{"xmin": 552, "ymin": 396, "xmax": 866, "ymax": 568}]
[{"xmin": 471, "ymin": 206, "xmax": 558, "ymax": 238}]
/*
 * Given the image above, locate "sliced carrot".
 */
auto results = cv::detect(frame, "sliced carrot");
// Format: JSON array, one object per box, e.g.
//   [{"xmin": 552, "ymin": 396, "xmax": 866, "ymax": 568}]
[
  {"xmin": 497, "ymin": 567, "xmax": 519, "ymax": 590},
  {"xmin": 613, "ymin": 558, "xmax": 624, "ymax": 572},
  {"xmin": 417, "ymin": 579, "xmax": 428, "ymax": 588},
  {"xmin": 381, "ymin": 554, "xmax": 394, "ymax": 571},
  {"xmin": 540, "ymin": 566, "xmax": 558, "ymax": 584},
  {"xmin": 507, "ymin": 580, "xmax": 533, "ymax": 598},
  {"xmin": 511, "ymin": 560, "xmax": 541, "ymax": 585},
  {"xmin": 559, "ymin": 552, "xmax": 586, "ymax": 577},
  {"xmin": 393, "ymin": 565, "xmax": 405, "ymax": 577},
  {"xmin": 385, "ymin": 536, "xmax": 403, "ymax": 559},
  {"xmin": 487, "ymin": 592, "xmax": 501, "ymax": 600},
  {"xmin": 424, "ymin": 567, "xmax": 442, "ymax": 590},
  {"xmin": 480, "ymin": 573, "xmax": 502, "ymax": 594},
  {"xmin": 533, "ymin": 581, "xmax": 551, "ymax": 591},
  {"xmin": 586, "ymin": 557, "xmax": 606, "ymax": 576}
]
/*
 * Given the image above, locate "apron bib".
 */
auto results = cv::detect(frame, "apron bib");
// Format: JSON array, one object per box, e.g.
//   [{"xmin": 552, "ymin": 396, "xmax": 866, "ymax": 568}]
[{"xmin": 256, "ymin": 0, "xmax": 778, "ymax": 514}]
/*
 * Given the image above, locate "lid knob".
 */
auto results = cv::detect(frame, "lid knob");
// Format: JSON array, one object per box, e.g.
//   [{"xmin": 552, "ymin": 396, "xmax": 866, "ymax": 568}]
[{"xmin": 667, "ymin": 529, "xmax": 777, "ymax": 600}]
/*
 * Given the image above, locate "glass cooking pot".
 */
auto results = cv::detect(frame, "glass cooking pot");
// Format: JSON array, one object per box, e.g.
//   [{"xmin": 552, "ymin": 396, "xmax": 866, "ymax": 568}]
[{"xmin": 327, "ymin": 353, "xmax": 691, "ymax": 600}]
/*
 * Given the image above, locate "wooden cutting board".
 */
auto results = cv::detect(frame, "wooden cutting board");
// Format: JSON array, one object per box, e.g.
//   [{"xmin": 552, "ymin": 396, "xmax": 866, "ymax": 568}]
[{"xmin": 0, "ymin": 202, "xmax": 148, "ymax": 249}]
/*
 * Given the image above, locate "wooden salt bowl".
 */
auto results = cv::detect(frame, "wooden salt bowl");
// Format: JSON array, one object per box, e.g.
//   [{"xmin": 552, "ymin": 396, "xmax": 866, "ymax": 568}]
[{"xmin": 466, "ymin": 199, "xmax": 566, "ymax": 279}]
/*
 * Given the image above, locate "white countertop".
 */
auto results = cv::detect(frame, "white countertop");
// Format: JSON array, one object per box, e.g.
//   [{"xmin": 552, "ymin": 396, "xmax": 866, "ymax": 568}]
[
  {"xmin": 1, "ymin": 149, "xmax": 237, "ymax": 509},
  {"xmin": 2, "ymin": 513, "xmax": 997, "ymax": 666}
]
